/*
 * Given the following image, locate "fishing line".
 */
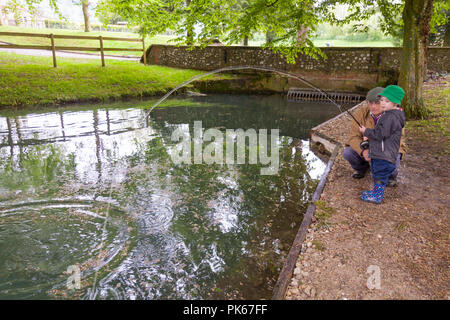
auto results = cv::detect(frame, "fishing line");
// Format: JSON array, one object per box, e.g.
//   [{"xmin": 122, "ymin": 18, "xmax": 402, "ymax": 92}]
[{"xmin": 144, "ymin": 65, "xmax": 363, "ymax": 127}]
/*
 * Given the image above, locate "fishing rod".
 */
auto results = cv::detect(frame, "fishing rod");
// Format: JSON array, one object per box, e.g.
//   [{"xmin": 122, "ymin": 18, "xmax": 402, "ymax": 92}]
[
  {"xmin": 340, "ymin": 105, "xmax": 362, "ymax": 128},
  {"xmin": 145, "ymin": 65, "xmax": 363, "ymax": 127},
  {"xmin": 293, "ymin": 82, "xmax": 363, "ymax": 128}
]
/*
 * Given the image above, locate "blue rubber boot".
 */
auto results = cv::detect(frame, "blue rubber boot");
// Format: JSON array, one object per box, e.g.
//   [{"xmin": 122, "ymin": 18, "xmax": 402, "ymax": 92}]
[
  {"xmin": 361, "ymin": 182, "xmax": 377, "ymax": 197},
  {"xmin": 361, "ymin": 189, "xmax": 373, "ymax": 197},
  {"xmin": 360, "ymin": 181, "xmax": 386, "ymax": 204}
]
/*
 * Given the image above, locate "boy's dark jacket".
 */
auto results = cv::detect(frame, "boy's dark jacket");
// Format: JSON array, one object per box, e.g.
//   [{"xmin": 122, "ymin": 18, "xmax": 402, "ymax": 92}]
[{"xmin": 363, "ymin": 109, "xmax": 406, "ymax": 164}]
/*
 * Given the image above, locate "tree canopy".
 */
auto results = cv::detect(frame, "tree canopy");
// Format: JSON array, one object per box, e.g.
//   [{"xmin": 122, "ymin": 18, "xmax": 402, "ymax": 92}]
[
  {"xmin": 95, "ymin": 0, "xmax": 327, "ymax": 62},
  {"xmin": 95, "ymin": 0, "xmax": 449, "ymax": 118},
  {"xmin": 8, "ymin": 0, "xmax": 449, "ymax": 61},
  {"xmin": 94, "ymin": 0, "xmax": 448, "ymax": 62},
  {"xmin": 6, "ymin": 0, "xmax": 450, "ymax": 118}
]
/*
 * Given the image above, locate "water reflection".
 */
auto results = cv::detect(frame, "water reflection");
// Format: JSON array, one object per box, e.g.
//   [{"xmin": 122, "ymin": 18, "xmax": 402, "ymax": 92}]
[{"xmin": 0, "ymin": 94, "xmax": 340, "ymax": 299}]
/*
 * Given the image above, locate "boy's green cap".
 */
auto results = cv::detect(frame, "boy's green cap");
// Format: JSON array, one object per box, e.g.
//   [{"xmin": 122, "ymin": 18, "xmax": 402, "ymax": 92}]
[{"xmin": 379, "ymin": 85, "xmax": 405, "ymax": 105}]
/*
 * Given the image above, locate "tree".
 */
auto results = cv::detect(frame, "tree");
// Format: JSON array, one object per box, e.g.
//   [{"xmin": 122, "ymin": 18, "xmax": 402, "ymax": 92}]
[
  {"xmin": 5, "ymin": 0, "xmax": 65, "ymax": 25},
  {"xmin": 5, "ymin": 0, "xmax": 89, "ymax": 30},
  {"xmin": 94, "ymin": 0, "xmax": 449, "ymax": 118},
  {"xmin": 0, "ymin": 7, "xmax": 4, "ymax": 26},
  {"xmin": 11, "ymin": 0, "xmax": 450, "ymax": 118},
  {"xmin": 96, "ymin": 11, "xmax": 124, "ymax": 25},
  {"xmin": 429, "ymin": 4, "xmax": 450, "ymax": 46},
  {"xmin": 444, "ymin": 19, "xmax": 450, "ymax": 45},
  {"xmin": 81, "ymin": 0, "xmax": 90, "ymax": 32},
  {"xmin": 96, "ymin": 0, "xmax": 324, "ymax": 61},
  {"xmin": 72, "ymin": 0, "xmax": 91, "ymax": 32},
  {"xmin": 398, "ymin": 0, "xmax": 434, "ymax": 119},
  {"xmin": 320, "ymin": 0, "xmax": 448, "ymax": 119}
]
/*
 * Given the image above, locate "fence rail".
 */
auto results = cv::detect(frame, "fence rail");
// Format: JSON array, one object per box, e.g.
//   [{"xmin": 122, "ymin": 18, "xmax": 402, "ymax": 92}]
[{"xmin": 0, "ymin": 31, "xmax": 147, "ymax": 67}]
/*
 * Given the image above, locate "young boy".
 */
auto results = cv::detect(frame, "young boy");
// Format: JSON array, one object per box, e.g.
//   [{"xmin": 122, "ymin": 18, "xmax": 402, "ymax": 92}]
[{"xmin": 358, "ymin": 85, "xmax": 406, "ymax": 204}]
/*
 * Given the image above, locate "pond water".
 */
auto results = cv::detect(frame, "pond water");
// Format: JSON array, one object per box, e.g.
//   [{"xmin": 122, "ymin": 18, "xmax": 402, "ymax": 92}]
[{"xmin": 0, "ymin": 94, "xmax": 341, "ymax": 299}]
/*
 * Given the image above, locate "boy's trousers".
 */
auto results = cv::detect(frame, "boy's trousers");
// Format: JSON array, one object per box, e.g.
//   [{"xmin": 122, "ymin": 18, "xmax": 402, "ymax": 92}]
[
  {"xmin": 343, "ymin": 146, "xmax": 401, "ymax": 179},
  {"xmin": 371, "ymin": 159, "xmax": 397, "ymax": 185}
]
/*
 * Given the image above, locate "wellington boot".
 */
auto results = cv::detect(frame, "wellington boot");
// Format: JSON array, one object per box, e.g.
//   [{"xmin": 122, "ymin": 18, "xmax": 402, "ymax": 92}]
[{"xmin": 360, "ymin": 182, "xmax": 386, "ymax": 204}]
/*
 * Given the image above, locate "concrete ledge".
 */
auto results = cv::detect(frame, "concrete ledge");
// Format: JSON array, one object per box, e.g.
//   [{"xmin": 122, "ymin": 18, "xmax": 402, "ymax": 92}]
[
  {"xmin": 310, "ymin": 102, "xmax": 363, "ymax": 154},
  {"xmin": 272, "ymin": 142, "xmax": 341, "ymax": 299},
  {"xmin": 272, "ymin": 101, "xmax": 367, "ymax": 299}
]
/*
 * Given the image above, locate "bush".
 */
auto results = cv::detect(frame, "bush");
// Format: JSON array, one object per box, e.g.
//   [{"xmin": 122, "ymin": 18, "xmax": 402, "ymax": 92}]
[
  {"xmin": 44, "ymin": 19, "xmax": 79, "ymax": 30},
  {"xmin": 314, "ymin": 23, "xmax": 345, "ymax": 40},
  {"xmin": 90, "ymin": 23, "xmax": 139, "ymax": 33},
  {"xmin": 314, "ymin": 17, "xmax": 392, "ymax": 43}
]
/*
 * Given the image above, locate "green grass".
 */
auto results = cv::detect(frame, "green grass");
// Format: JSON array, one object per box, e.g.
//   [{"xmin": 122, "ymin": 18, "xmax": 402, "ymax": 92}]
[
  {"xmin": 313, "ymin": 200, "xmax": 335, "ymax": 230},
  {"xmin": 408, "ymin": 84, "xmax": 450, "ymax": 134},
  {"xmin": 0, "ymin": 26, "xmax": 176, "ymax": 57},
  {"xmin": 311, "ymin": 240, "xmax": 326, "ymax": 251},
  {"xmin": 0, "ymin": 51, "xmax": 224, "ymax": 108},
  {"xmin": 311, "ymin": 39, "xmax": 397, "ymax": 47},
  {"xmin": 406, "ymin": 81, "xmax": 450, "ymax": 155}
]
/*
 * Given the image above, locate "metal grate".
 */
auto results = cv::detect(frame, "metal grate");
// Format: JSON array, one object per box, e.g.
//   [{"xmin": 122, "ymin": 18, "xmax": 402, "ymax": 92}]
[{"xmin": 287, "ymin": 88, "xmax": 365, "ymax": 104}]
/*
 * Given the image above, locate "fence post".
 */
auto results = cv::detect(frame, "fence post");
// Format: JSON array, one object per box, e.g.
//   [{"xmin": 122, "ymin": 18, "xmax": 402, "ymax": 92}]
[
  {"xmin": 99, "ymin": 36, "xmax": 105, "ymax": 67},
  {"xmin": 50, "ymin": 33, "xmax": 57, "ymax": 68},
  {"xmin": 142, "ymin": 38, "xmax": 147, "ymax": 65}
]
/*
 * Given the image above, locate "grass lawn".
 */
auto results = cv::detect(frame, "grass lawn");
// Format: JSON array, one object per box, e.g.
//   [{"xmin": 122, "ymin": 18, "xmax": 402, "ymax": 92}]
[
  {"xmin": 311, "ymin": 39, "xmax": 397, "ymax": 47},
  {"xmin": 0, "ymin": 26, "xmax": 176, "ymax": 57},
  {"xmin": 406, "ymin": 78, "xmax": 450, "ymax": 155},
  {"xmin": 0, "ymin": 51, "xmax": 225, "ymax": 109}
]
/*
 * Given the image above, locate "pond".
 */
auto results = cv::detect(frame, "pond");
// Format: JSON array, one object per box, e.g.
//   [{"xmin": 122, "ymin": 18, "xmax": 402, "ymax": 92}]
[{"xmin": 0, "ymin": 94, "xmax": 341, "ymax": 299}]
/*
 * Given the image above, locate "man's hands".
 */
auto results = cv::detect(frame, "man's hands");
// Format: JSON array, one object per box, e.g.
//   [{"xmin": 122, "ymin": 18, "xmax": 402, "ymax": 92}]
[
  {"xmin": 359, "ymin": 127, "xmax": 370, "ymax": 161},
  {"xmin": 359, "ymin": 126, "xmax": 367, "ymax": 134},
  {"xmin": 362, "ymin": 149, "xmax": 370, "ymax": 162}
]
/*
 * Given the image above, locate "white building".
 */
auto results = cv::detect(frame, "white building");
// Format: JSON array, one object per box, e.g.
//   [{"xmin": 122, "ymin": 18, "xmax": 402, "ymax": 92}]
[{"xmin": 0, "ymin": 0, "xmax": 45, "ymax": 28}]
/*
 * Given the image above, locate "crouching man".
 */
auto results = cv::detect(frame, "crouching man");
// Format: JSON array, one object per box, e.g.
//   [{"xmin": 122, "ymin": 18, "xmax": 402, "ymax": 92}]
[{"xmin": 342, "ymin": 87, "xmax": 407, "ymax": 187}]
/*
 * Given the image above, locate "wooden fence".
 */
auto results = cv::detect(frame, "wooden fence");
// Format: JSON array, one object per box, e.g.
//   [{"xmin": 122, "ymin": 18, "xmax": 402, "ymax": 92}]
[{"xmin": 0, "ymin": 31, "xmax": 146, "ymax": 67}]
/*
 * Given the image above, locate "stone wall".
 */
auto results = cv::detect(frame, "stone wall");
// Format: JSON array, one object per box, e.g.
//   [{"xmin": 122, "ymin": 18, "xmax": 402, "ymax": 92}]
[{"xmin": 145, "ymin": 45, "xmax": 450, "ymax": 92}]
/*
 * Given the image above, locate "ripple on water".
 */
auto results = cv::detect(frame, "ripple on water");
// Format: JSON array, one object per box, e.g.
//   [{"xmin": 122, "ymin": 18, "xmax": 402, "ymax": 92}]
[{"xmin": 0, "ymin": 199, "xmax": 135, "ymax": 299}]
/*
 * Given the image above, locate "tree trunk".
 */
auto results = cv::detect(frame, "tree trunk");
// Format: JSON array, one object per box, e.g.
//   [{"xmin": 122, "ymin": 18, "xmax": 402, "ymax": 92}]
[
  {"xmin": 266, "ymin": 29, "xmax": 275, "ymax": 44},
  {"xmin": 398, "ymin": 0, "xmax": 434, "ymax": 119},
  {"xmin": 296, "ymin": 26, "xmax": 309, "ymax": 45},
  {"xmin": 82, "ymin": 1, "xmax": 90, "ymax": 32},
  {"xmin": 186, "ymin": 0, "xmax": 193, "ymax": 44},
  {"xmin": 243, "ymin": 35, "xmax": 249, "ymax": 46}
]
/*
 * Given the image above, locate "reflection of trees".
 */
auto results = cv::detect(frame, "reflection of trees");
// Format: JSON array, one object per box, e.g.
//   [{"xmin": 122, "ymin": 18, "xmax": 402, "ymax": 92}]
[
  {"xmin": 106, "ymin": 110, "xmax": 111, "ymax": 135},
  {"xmin": 209, "ymin": 136, "xmax": 319, "ymax": 299},
  {"xmin": 5, "ymin": 117, "xmax": 13, "ymax": 157},
  {"xmin": 0, "ymin": 144, "xmax": 76, "ymax": 194},
  {"xmin": 59, "ymin": 111, "xmax": 66, "ymax": 141},
  {"xmin": 93, "ymin": 110, "xmax": 103, "ymax": 183},
  {"xmin": 0, "ymin": 96, "xmax": 329, "ymax": 299},
  {"xmin": 151, "ymin": 94, "xmax": 338, "ymax": 139},
  {"xmin": 120, "ymin": 117, "xmax": 320, "ymax": 299},
  {"xmin": 14, "ymin": 118, "xmax": 24, "ymax": 159}
]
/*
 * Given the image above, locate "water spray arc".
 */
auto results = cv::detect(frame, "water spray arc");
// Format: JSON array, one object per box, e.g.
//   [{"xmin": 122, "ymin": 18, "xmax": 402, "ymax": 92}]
[{"xmin": 145, "ymin": 65, "xmax": 363, "ymax": 127}]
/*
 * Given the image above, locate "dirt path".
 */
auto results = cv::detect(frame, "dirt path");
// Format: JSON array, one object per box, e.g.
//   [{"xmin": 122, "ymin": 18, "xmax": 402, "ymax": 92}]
[
  {"xmin": 0, "ymin": 41, "xmax": 139, "ymax": 61},
  {"xmin": 285, "ymin": 77, "xmax": 449, "ymax": 300}
]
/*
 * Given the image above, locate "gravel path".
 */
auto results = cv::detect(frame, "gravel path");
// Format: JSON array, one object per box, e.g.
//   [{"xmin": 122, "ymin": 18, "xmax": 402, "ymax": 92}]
[
  {"xmin": 0, "ymin": 41, "xmax": 140, "ymax": 61},
  {"xmin": 285, "ymin": 77, "xmax": 450, "ymax": 300}
]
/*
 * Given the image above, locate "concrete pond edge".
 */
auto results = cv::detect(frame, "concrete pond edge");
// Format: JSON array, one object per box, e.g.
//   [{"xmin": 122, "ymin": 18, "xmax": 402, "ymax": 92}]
[{"xmin": 271, "ymin": 101, "xmax": 364, "ymax": 299}]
